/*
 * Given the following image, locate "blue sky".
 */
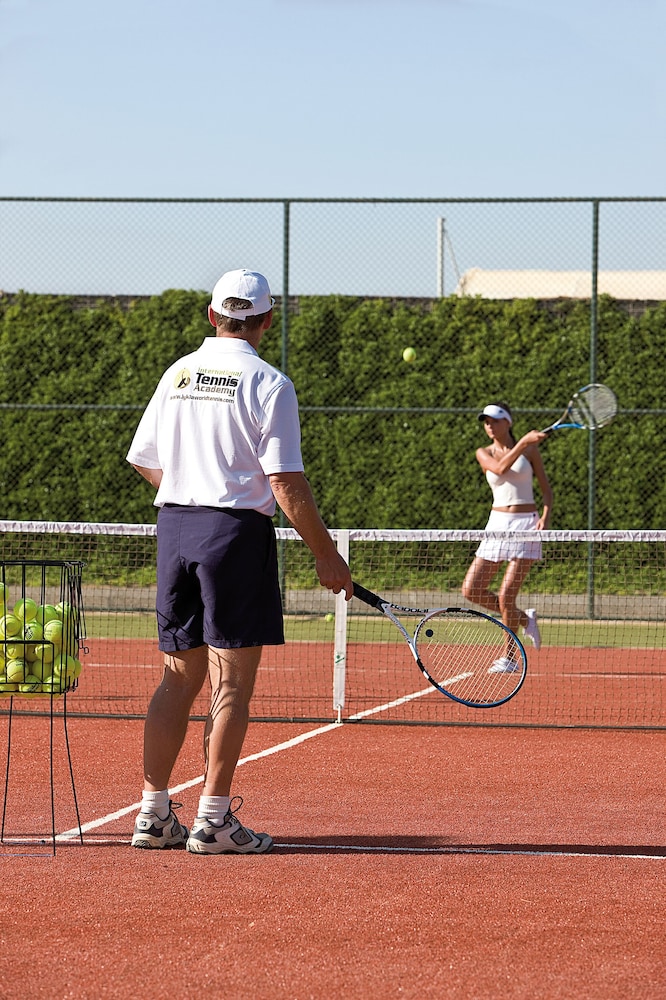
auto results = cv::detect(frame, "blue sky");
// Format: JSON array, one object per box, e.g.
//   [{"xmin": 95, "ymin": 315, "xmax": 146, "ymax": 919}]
[{"xmin": 2, "ymin": 0, "xmax": 664, "ymax": 199}]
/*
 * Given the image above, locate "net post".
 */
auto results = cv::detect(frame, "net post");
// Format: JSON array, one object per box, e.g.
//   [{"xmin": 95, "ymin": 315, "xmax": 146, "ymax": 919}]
[{"xmin": 332, "ymin": 529, "xmax": 350, "ymax": 721}]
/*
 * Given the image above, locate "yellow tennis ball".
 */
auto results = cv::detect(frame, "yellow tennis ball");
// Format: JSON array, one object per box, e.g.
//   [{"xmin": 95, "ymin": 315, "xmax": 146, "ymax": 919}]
[
  {"xmin": 19, "ymin": 675, "xmax": 42, "ymax": 693},
  {"xmin": 31, "ymin": 642, "xmax": 55, "ymax": 664},
  {"xmin": 30, "ymin": 657, "xmax": 53, "ymax": 681},
  {"xmin": 41, "ymin": 675, "xmax": 64, "ymax": 694},
  {"xmin": 36, "ymin": 604, "xmax": 60, "ymax": 627},
  {"xmin": 324, "ymin": 613, "xmax": 334, "ymax": 623},
  {"xmin": 14, "ymin": 597, "xmax": 38, "ymax": 623},
  {"xmin": 23, "ymin": 621, "xmax": 44, "ymax": 643},
  {"xmin": 0, "ymin": 675, "xmax": 18, "ymax": 693},
  {"xmin": 53, "ymin": 654, "xmax": 81, "ymax": 680},
  {"xmin": 43, "ymin": 619, "xmax": 64, "ymax": 646},
  {"xmin": 402, "ymin": 347, "xmax": 417, "ymax": 363},
  {"xmin": 6, "ymin": 658, "xmax": 27, "ymax": 683},
  {"xmin": 0, "ymin": 614, "xmax": 22, "ymax": 639}
]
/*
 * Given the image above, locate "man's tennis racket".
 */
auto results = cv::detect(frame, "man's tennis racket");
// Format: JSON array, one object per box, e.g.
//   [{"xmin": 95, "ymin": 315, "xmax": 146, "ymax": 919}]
[
  {"xmin": 353, "ymin": 582, "xmax": 527, "ymax": 708},
  {"xmin": 541, "ymin": 383, "xmax": 617, "ymax": 435}
]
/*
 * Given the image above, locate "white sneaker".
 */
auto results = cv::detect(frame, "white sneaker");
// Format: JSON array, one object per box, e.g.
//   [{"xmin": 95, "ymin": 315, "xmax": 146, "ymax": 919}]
[
  {"xmin": 488, "ymin": 657, "xmax": 520, "ymax": 674},
  {"xmin": 186, "ymin": 797, "xmax": 273, "ymax": 855},
  {"xmin": 131, "ymin": 801, "xmax": 188, "ymax": 850},
  {"xmin": 524, "ymin": 609, "xmax": 542, "ymax": 650}
]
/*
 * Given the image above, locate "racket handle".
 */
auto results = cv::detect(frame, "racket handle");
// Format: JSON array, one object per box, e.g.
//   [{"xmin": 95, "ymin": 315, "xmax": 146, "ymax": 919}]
[{"xmin": 352, "ymin": 581, "xmax": 384, "ymax": 609}]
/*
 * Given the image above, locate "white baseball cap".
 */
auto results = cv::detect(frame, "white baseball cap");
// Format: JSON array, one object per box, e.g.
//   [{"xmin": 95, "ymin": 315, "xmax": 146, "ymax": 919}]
[
  {"xmin": 478, "ymin": 404, "xmax": 513, "ymax": 425},
  {"xmin": 210, "ymin": 269, "xmax": 275, "ymax": 320}
]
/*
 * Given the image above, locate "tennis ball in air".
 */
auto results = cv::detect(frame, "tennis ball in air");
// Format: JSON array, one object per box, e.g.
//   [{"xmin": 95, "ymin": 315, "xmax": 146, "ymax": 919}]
[
  {"xmin": 325, "ymin": 613, "xmax": 334, "ymax": 623},
  {"xmin": 0, "ymin": 614, "xmax": 22, "ymax": 639},
  {"xmin": 14, "ymin": 597, "xmax": 38, "ymax": 623},
  {"xmin": 402, "ymin": 347, "xmax": 417, "ymax": 363}
]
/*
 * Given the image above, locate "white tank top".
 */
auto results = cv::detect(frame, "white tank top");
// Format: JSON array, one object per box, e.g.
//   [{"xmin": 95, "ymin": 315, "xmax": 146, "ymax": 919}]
[{"xmin": 485, "ymin": 453, "xmax": 535, "ymax": 506}]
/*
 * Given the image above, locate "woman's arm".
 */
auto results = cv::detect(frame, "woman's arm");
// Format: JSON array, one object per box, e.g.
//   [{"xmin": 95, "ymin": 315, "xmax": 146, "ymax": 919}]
[
  {"xmin": 475, "ymin": 430, "xmax": 548, "ymax": 476},
  {"xmin": 528, "ymin": 446, "xmax": 553, "ymax": 529}
]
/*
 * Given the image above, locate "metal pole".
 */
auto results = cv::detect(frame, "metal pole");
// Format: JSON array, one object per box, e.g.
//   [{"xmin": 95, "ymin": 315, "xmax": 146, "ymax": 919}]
[
  {"xmin": 277, "ymin": 201, "xmax": 291, "ymax": 602},
  {"xmin": 281, "ymin": 199, "xmax": 290, "ymax": 375},
  {"xmin": 587, "ymin": 200, "xmax": 600, "ymax": 617},
  {"xmin": 437, "ymin": 217, "xmax": 445, "ymax": 296}
]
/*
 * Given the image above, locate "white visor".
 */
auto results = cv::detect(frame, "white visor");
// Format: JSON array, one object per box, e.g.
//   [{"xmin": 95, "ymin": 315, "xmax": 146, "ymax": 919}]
[{"xmin": 478, "ymin": 404, "xmax": 512, "ymax": 425}]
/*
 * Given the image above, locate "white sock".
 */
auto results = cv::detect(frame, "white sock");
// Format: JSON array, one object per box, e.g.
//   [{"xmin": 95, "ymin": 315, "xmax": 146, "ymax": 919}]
[
  {"xmin": 198, "ymin": 795, "xmax": 231, "ymax": 823},
  {"xmin": 141, "ymin": 789, "xmax": 170, "ymax": 820}
]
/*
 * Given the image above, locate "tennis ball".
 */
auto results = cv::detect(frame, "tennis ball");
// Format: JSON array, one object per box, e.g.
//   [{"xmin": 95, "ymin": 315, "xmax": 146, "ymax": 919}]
[
  {"xmin": 6, "ymin": 658, "xmax": 27, "ymax": 683},
  {"xmin": 402, "ymin": 347, "xmax": 417, "ymax": 363},
  {"xmin": 53, "ymin": 654, "xmax": 81, "ymax": 680},
  {"xmin": 0, "ymin": 675, "xmax": 18, "ymax": 693},
  {"xmin": 31, "ymin": 642, "xmax": 55, "ymax": 664},
  {"xmin": 4, "ymin": 642, "xmax": 24, "ymax": 660},
  {"xmin": 55, "ymin": 601, "xmax": 73, "ymax": 619},
  {"xmin": 324, "ymin": 613, "xmax": 334, "ymax": 623},
  {"xmin": 0, "ymin": 614, "xmax": 22, "ymax": 639},
  {"xmin": 43, "ymin": 619, "xmax": 64, "ymax": 646},
  {"xmin": 30, "ymin": 656, "xmax": 53, "ymax": 681},
  {"xmin": 36, "ymin": 604, "xmax": 60, "ymax": 627},
  {"xmin": 14, "ymin": 597, "xmax": 38, "ymax": 623},
  {"xmin": 19, "ymin": 675, "xmax": 42, "ymax": 694},
  {"xmin": 23, "ymin": 621, "xmax": 44, "ymax": 643},
  {"xmin": 41, "ymin": 674, "xmax": 65, "ymax": 694}
]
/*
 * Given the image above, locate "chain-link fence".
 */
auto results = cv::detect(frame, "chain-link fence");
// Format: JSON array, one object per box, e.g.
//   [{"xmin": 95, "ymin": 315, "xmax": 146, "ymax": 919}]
[{"xmin": 1, "ymin": 196, "xmax": 665, "ymax": 529}]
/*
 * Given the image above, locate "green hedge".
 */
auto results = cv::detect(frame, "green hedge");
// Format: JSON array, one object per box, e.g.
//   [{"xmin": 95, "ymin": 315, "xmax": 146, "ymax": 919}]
[{"xmin": 0, "ymin": 290, "xmax": 663, "ymax": 529}]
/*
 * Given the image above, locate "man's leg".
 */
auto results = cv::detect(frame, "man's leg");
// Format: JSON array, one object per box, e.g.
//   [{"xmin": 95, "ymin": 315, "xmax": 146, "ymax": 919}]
[
  {"xmin": 202, "ymin": 645, "xmax": 262, "ymax": 795},
  {"xmin": 143, "ymin": 647, "xmax": 209, "ymax": 791},
  {"xmin": 187, "ymin": 645, "xmax": 273, "ymax": 854},
  {"xmin": 131, "ymin": 647, "xmax": 209, "ymax": 849}
]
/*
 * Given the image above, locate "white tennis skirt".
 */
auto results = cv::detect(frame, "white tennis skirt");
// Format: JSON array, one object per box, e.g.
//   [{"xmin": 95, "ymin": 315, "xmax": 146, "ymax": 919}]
[{"xmin": 475, "ymin": 509, "xmax": 543, "ymax": 562}]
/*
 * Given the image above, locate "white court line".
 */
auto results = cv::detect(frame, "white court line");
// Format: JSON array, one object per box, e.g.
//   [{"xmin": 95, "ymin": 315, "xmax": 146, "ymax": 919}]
[{"xmin": 56, "ymin": 682, "xmax": 448, "ymax": 841}]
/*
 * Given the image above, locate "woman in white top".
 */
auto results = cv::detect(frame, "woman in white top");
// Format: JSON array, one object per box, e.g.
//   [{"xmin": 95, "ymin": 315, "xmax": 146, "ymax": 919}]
[{"xmin": 461, "ymin": 402, "xmax": 552, "ymax": 672}]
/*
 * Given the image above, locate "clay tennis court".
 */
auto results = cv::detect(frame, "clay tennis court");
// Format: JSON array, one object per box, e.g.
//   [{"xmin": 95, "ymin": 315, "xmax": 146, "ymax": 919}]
[{"xmin": 1, "ymin": 681, "xmax": 664, "ymax": 998}]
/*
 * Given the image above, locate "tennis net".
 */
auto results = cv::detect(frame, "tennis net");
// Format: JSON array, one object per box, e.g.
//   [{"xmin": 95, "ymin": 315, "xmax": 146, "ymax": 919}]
[{"xmin": 1, "ymin": 521, "xmax": 664, "ymax": 729}]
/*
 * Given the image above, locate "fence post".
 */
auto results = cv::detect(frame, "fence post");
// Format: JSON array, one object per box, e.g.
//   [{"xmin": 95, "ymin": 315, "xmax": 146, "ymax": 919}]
[{"xmin": 587, "ymin": 199, "xmax": 600, "ymax": 617}]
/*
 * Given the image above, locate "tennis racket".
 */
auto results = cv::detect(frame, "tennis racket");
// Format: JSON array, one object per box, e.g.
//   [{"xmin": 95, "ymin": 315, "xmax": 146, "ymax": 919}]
[
  {"xmin": 541, "ymin": 383, "xmax": 617, "ymax": 434},
  {"xmin": 353, "ymin": 582, "xmax": 527, "ymax": 708}
]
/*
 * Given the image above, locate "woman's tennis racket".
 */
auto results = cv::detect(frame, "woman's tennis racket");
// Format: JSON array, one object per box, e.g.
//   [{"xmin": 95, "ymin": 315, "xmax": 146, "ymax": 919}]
[
  {"xmin": 353, "ymin": 582, "xmax": 527, "ymax": 708},
  {"xmin": 541, "ymin": 382, "xmax": 617, "ymax": 434}
]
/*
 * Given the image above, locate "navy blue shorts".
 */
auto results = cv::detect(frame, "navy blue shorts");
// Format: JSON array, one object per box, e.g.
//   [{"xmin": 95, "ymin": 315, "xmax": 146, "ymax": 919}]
[{"xmin": 155, "ymin": 505, "xmax": 285, "ymax": 651}]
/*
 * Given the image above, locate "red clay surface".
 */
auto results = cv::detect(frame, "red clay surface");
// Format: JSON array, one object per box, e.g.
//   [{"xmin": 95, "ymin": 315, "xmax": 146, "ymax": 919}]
[{"xmin": 1, "ymin": 716, "xmax": 664, "ymax": 998}]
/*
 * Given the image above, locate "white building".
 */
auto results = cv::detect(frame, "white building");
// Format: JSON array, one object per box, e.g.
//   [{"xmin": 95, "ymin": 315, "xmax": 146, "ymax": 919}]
[{"xmin": 454, "ymin": 269, "xmax": 666, "ymax": 300}]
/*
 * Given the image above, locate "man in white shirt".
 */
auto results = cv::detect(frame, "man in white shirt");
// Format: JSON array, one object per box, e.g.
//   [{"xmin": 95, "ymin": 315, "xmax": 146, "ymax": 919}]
[{"xmin": 127, "ymin": 269, "xmax": 352, "ymax": 855}]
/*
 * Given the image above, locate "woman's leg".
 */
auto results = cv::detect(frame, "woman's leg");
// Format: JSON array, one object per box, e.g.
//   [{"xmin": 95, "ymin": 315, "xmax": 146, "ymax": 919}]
[{"xmin": 461, "ymin": 557, "xmax": 501, "ymax": 613}]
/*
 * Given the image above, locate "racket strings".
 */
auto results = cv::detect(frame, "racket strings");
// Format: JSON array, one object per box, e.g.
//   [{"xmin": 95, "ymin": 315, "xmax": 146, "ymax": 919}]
[
  {"xmin": 571, "ymin": 384, "xmax": 618, "ymax": 429},
  {"xmin": 415, "ymin": 613, "xmax": 524, "ymax": 706}
]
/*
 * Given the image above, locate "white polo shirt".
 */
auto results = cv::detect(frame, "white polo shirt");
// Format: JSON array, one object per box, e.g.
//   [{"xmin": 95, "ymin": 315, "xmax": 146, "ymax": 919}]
[{"xmin": 126, "ymin": 337, "xmax": 305, "ymax": 516}]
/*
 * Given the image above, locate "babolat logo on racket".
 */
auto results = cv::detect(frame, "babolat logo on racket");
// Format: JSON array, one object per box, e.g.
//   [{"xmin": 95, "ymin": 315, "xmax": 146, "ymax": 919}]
[{"xmin": 173, "ymin": 368, "xmax": 191, "ymax": 389}]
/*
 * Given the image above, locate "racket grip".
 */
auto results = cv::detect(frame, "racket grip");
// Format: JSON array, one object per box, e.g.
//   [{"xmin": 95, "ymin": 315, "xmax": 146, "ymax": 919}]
[{"xmin": 352, "ymin": 581, "xmax": 384, "ymax": 609}]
